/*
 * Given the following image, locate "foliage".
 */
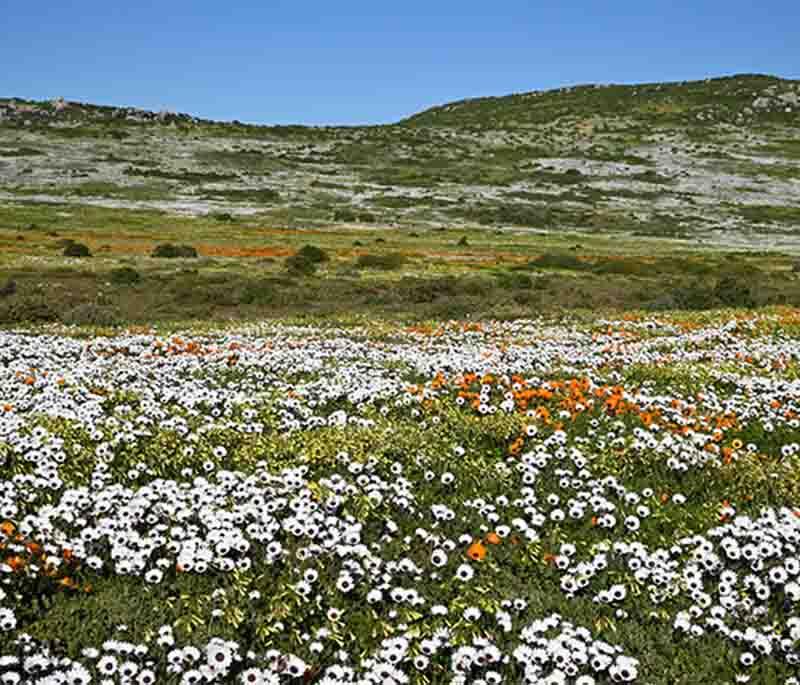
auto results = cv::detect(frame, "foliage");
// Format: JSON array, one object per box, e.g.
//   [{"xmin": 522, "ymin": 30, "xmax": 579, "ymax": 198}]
[
  {"xmin": 151, "ymin": 243, "xmax": 199, "ymax": 258},
  {"xmin": 355, "ymin": 252, "xmax": 406, "ymax": 270},
  {"xmin": 63, "ymin": 241, "xmax": 92, "ymax": 258}
]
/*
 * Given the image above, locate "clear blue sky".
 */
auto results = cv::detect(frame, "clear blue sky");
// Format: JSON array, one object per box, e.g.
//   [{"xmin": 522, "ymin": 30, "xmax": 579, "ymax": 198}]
[{"xmin": 3, "ymin": 1, "xmax": 799, "ymax": 125}]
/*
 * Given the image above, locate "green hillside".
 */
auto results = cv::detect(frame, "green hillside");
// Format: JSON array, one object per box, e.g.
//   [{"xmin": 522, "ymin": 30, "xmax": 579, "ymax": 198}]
[{"xmin": 403, "ymin": 74, "xmax": 800, "ymax": 128}]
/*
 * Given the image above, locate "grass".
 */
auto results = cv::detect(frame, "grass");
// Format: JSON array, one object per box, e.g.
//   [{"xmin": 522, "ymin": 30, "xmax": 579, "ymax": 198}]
[{"xmin": 0, "ymin": 202, "xmax": 799, "ymax": 328}]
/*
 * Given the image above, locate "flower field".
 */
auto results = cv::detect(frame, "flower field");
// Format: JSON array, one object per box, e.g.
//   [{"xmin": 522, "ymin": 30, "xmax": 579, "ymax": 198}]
[{"xmin": 2, "ymin": 312, "xmax": 800, "ymax": 684}]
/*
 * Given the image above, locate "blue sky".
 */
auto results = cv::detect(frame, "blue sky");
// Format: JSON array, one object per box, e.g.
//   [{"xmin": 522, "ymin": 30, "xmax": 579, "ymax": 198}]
[{"xmin": 3, "ymin": 1, "xmax": 799, "ymax": 125}]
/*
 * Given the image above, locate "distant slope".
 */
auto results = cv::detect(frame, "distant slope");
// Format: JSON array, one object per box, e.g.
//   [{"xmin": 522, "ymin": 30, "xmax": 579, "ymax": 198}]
[
  {"xmin": 402, "ymin": 74, "xmax": 800, "ymax": 128},
  {"xmin": 1, "ymin": 74, "xmax": 800, "ymax": 250}
]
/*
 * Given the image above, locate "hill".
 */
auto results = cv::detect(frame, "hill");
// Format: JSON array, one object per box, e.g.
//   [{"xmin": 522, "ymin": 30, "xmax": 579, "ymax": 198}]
[
  {"xmin": 403, "ymin": 74, "xmax": 800, "ymax": 128},
  {"xmin": 1, "ymin": 74, "xmax": 799, "ymax": 249}
]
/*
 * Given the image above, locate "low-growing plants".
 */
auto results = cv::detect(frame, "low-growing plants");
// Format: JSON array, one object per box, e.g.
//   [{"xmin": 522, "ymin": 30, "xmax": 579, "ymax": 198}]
[
  {"xmin": 151, "ymin": 243, "xmax": 199, "ymax": 258},
  {"xmin": 1, "ymin": 312, "xmax": 800, "ymax": 684},
  {"xmin": 355, "ymin": 252, "xmax": 406, "ymax": 270},
  {"xmin": 284, "ymin": 253, "xmax": 318, "ymax": 276},
  {"xmin": 109, "ymin": 266, "xmax": 141, "ymax": 285},
  {"xmin": 62, "ymin": 241, "xmax": 92, "ymax": 258}
]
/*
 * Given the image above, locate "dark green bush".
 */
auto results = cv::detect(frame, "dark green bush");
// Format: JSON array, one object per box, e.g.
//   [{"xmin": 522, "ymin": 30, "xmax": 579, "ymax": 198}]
[
  {"xmin": 151, "ymin": 243, "xmax": 198, "ymax": 258},
  {"xmin": 591, "ymin": 259, "xmax": 652, "ymax": 276},
  {"xmin": 356, "ymin": 253, "xmax": 406, "ymax": 270},
  {"xmin": 63, "ymin": 242, "xmax": 92, "ymax": 258},
  {"xmin": 296, "ymin": 245, "xmax": 329, "ymax": 263},
  {"xmin": 285, "ymin": 254, "xmax": 318, "ymax": 276},
  {"xmin": 713, "ymin": 275, "xmax": 755, "ymax": 308},
  {"xmin": 0, "ymin": 279, "xmax": 16, "ymax": 297},
  {"xmin": 209, "ymin": 212, "xmax": 234, "ymax": 222},
  {"xmin": 333, "ymin": 208, "xmax": 357, "ymax": 222},
  {"xmin": 109, "ymin": 267, "xmax": 141, "ymax": 285},
  {"xmin": 530, "ymin": 253, "xmax": 589, "ymax": 271},
  {"xmin": 239, "ymin": 279, "xmax": 274, "ymax": 304}
]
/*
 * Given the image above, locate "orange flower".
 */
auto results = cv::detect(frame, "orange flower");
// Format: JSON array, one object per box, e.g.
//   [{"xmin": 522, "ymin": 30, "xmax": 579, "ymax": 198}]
[
  {"xmin": 466, "ymin": 541, "xmax": 487, "ymax": 561},
  {"xmin": 485, "ymin": 532, "xmax": 502, "ymax": 545},
  {"xmin": 6, "ymin": 555, "xmax": 26, "ymax": 572},
  {"xmin": 0, "ymin": 521, "xmax": 14, "ymax": 537}
]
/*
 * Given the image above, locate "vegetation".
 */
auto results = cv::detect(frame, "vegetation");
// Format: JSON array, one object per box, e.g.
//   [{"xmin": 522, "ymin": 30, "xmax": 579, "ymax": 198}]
[{"xmin": 2, "ymin": 76, "xmax": 800, "ymax": 683}]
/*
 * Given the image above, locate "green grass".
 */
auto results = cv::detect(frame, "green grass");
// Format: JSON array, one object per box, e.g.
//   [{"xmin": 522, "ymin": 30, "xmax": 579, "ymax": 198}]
[{"xmin": 0, "ymin": 201, "xmax": 799, "ymax": 328}]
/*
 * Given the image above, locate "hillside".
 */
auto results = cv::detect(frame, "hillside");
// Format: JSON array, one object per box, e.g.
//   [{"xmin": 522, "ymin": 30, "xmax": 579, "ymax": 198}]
[
  {"xmin": 1, "ymin": 74, "xmax": 800, "ymax": 249},
  {"xmin": 403, "ymin": 74, "xmax": 800, "ymax": 127}
]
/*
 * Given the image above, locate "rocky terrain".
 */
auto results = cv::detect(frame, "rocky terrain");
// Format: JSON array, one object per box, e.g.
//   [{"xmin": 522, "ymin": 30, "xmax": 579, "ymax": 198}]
[{"xmin": 1, "ymin": 74, "xmax": 799, "ymax": 249}]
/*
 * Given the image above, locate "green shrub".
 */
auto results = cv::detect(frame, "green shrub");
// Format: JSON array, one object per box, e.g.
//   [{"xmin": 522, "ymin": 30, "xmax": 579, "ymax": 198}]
[
  {"xmin": 0, "ymin": 279, "xmax": 16, "ymax": 297},
  {"xmin": 0, "ymin": 296, "xmax": 59, "ymax": 324},
  {"xmin": 496, "ymin": 272, "xmax": 533, "ymax": 289},
  {"xmin": 296, "ymin": 245, "xmax": 329, "ymax": 263},
  {"xmin": 239, "ymin": 279, "xmax": 274, "ymax": 304},
  {"xmin": 285, "ymin": 254, "xmax": 318, "ymax": 276},
  {"xmin": 713, "ymin": 275, "xmax": 755, "ymax": 308},
  {"xmin": 530, "ymin": 253, "xmax": 589, "ymax": 271},
  {"xmin": 356, "ymin": 253, "xmax": 406, "ymax": 270},
  {"xmin": 63, "ymin": 242, "xmax": 92, "ymax": 258},
  {"xmin": 592, "ymin": 259, "xmax": 652, "ymax": 276},
  {"xmin": 457, "ymin": 236, "xmax": 469, "ymax": 247},
  {"xmin": 209, "ymin": 212, "xmax": 235, "ymax": 222},
  {"xmin": 109, "ymin": 267, "xmax": 141, "ymax": 285},
  {"xmin": 60, "ymin": 303, "xmax": 119, "ymax": 327},
  {"xmin": 151, "ymin": 243, "xmax": 198, "ymax": 258}
]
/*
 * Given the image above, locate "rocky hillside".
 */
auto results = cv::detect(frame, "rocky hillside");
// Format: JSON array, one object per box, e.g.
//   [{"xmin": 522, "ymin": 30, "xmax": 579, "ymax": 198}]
[
  {"xmin": 1, "ymin": 74, "xmax": 799, "ymax": 249},
  {"xmin": 404, "ymin": 74, "xmax": 800, "ymax": 127}
]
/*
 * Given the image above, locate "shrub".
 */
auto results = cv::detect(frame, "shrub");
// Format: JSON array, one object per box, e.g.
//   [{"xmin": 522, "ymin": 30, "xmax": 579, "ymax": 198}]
[
  {"xmin": 151, "ymin": 243, "xmax": 198, "ymax": 258},
  {"xmin": 296, "ymin": 245, "xmax": 329, "ymax": 263},
  {"xmin": 333, "ymin": 208, "xmax": 358, "ymax": 222},
  {"xmin": 209, "ymin": 212, "xmax": 234, "ymax": 222},
  {"xmin": 496, "ymin": 272, "xmax": 533, "ymax": 290},
  {"xmin": 792, "ymin": 260, "xmax": 800, "ymax": 273},
  {"xmin": 239, "ymin": 279, "xmax": 274, "ymax": 304},
  {"xmin": 457, "ymin": 236, "xmax": 469, "ymax": 247},
  {"xmin": 0, "ymin": 279, "xmax": 16, "ymax": 297},
  {"xmin": 356, "ymin": 253, "xmax": 406, "ymax": 270},
  {"xmin": 0, "ymin": 297, "xmax": 58, "ymax": 324},
  {"xmin": 109, "ymin": 267, "xmax": 141, "ymax": 286},
  {"xmin": 285, "ymin": 254, "xmax": 318, "ymax": 277},
  {"xmin": 60, "ymin": 303, "xmax": 119, "ymax": 327},
  {"xmin": 63, "ymin": 242, "xmax": 91, "ymax": 258},
  {"xmin": 713, "ymin": 275, "xmax": 755, "ymax": 308}
]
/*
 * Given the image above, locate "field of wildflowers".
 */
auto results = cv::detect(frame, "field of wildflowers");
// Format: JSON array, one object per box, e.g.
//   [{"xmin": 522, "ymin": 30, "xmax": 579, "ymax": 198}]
[{"xmin": 2, "ymin": 311, "xmax": 800, "ymax": 684}]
